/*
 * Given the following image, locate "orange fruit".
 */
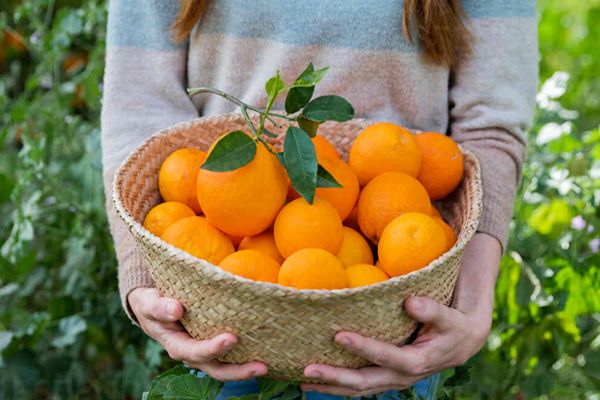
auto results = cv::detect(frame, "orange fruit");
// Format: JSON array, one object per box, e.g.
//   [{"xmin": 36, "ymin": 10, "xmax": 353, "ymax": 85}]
[
  {"xmin": 434, "ymin": 217, "xmax": 457, "ymax": 252},
  {"xmin": 415, "ymin": 132, "xmax": 464, "ymax": 200},
  {"xmin": 336, "ymin": 227, "xmax": 374, "ymax": 267},
  {"xmin": 357, "ymin": 172, "xmax": 431, "ymax": 243},
  {"xmin": 274, "ymin": 197, "xmax": 343, "ymax": 258},
  {"xmin": 430, "ymin": 205, "xmax": 442, "ymax": 219},
  {"xmin": 279, "ymin": 248, "xmax": 346, "ymax": 289},
  {"xmin": 159, "ymin": 148, "xmax": 206, "ymax": 213},
  {"xmin": 345, "ymin": 264, "xmax": 389, "ymax": 288},
  {"xmin": 142, "ymin": 201, "xmax": 196, "ymax": 237},
  {"xmin": 378, "ymin": 212, "xmax": 447, "ymax": 277},
  {"xmin": 161, "ymin": 216, "xmax": 234, "ymax": 264},
  {"xmin": 312, "ymin": 135, "xmax": 340, "ymax": 160},
  {"xmin": 287, "ymin": 158, "xmax": 358, "ymax": 218},
  {"xmin": 239, "ymin": 230, "xmax": 284, "ymax": 264},
  {"xmin": 344, "ymin": 206, "xmax": 360, "ymax": 231},
  {"xmin": 197, "ymin": 139, "xmax": 288, "ymax": 237},
  {"xmin": 314, "ymin": 157, "xmax": 359, "ymax": 220},
  {"xmin": 349, "ymin": 122, "xmax": 422, "ymax": 186},
  {"xmin": 219, "ymin": 250, "xmax": 280, "ymax": 283}
]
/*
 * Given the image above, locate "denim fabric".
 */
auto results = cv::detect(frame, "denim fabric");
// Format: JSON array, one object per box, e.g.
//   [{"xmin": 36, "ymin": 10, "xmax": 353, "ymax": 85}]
[{"xmin": 193, "ymin": 370, "xmax": 440, "ymax": 400}]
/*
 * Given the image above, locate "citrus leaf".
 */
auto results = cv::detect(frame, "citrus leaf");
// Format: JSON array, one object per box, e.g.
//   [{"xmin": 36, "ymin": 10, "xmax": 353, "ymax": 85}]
[
  {"xmin": 283, "ymin": 126, "xmax": 318, "ymax": 203},
  {"xmin": 301, "ymin": 95, "xmax": 355, "ymax": 122},
  {"xmin": 297, "ymin": 116, "xmax": 319, "ymax": 138},
  {"xmin": 265, "ymin": 71, "xmax": 285, "ymax": 100},
  {"xmin": 317, "ymin": 164, "xmax": 342, "ymax": 188},
  {"xmin": 202, "ymin": 131, "xmax": 257, "ymax": 172},
  {"xmin": 285, "ymin": 63, "xmax": 327, "ymax": 114},
  {"xmin": 285, "ymin": 86, "xmax": 315, "ymax": 115}
]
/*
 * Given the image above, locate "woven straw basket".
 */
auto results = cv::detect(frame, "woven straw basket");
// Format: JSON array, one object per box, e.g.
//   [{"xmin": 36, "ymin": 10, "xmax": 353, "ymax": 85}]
[{"xmin": 113, "ymin": 113, "xmax": 482, "ymax": 381}]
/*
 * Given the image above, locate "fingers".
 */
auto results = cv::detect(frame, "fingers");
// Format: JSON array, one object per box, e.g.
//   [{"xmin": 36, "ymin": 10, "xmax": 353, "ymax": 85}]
[
  {"xmin": 161, "ymin": 332, "xmax": 238, "ymax": 364},
  {"xmin": 334, "ymin": 332, "xmax": 426, "ymax": 375},
  {"xmin": 304, "ymin": 364, "xmax": 406, "ymax": 395},
  {"xmin": 130, "ymin": 288, "xmax": 184, "ymax": 323},
  {"xmin": 404, "ymin": 296, "xmax": 455, "ymax": 330},
  {"xmin": 189, "ymin": 360, "xmax": 268, "ymax": 382}
]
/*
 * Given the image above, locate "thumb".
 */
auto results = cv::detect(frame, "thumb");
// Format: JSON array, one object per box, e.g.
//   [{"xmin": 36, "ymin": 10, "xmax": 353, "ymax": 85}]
[
  {"xmin": 131, "ymin": 288, "xmax": 184, "ymax": 322},
  {"xmin": 404, "ymin": 296, "xmax": 453, "ymax": 330}
]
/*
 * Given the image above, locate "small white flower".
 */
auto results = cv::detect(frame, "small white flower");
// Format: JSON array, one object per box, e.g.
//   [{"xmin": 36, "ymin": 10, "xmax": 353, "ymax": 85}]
[
  {"xmin": 571, "ymin": 215, "xmax": 586, "ymax": 231},
  {"xmin": 590, "ymin": 238, "xmax": 600, "ymax": 254}
]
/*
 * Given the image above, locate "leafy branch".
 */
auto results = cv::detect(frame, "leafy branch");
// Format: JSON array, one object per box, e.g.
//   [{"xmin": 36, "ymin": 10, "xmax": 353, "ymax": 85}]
[{"xmin": 187, "ymin": 63, "xmax": 354, "ymax": 203}]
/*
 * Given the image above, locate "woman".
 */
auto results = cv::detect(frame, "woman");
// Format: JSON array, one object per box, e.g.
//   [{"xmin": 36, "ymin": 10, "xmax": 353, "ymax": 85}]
[{"xmin": 101, "ymin": 0, "xmax": 537, "ymax": 398}]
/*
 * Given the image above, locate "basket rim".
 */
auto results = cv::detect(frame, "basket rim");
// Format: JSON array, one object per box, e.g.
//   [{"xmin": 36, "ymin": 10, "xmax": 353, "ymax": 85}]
[{"xmin": 112, "ymin": 113, "xmax": 482, "ymax": 299}]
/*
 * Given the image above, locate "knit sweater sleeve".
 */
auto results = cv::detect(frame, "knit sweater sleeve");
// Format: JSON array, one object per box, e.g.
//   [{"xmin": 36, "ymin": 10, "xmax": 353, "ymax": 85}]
[
  {"xmin": 449, "ymin": 4, "xmax": 538, "ymax": 250},
  {"xmin": 101, "ymin": 0, "xmax": 198, "ymax": 322}
]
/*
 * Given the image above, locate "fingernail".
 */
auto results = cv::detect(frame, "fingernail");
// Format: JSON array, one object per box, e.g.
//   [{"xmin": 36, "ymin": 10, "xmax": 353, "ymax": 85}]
[
  {"xmin": 410, "ymin": 297, "xmax": 424, "ymax": 312},
  {"xmin": 221, "ymin": 337, "xmax": 235, "ymax": 349},
  {"xmin": 167, "ymin": 302, "xmax": 178, "ymax": 319},
  {"xmin": 336, "ymin": 335, "xmax": 352, "ymax": 347},
  {"xmin": 252, "ymin": 368, "xmax": 265, "ymax": 377},
  {"xmin": 305, "ymin": 369, "xmax": 322, "ymax": 379}
]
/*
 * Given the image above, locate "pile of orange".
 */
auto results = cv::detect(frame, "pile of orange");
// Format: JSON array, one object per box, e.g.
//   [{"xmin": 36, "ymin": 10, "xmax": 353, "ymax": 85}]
[{"xmin": 143, "ymin": 122, "xmax": 463, "ymax": 290}]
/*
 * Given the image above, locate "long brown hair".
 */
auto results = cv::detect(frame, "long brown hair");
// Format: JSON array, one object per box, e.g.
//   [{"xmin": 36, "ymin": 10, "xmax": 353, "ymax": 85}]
[{"xmin": 172, "ymin": 0, "xmax": 471, "ymax": 66}]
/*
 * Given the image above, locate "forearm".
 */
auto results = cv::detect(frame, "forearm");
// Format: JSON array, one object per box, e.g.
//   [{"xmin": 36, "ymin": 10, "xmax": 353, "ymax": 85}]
[{"xmin": 451, "ymin": 232, "xmax": 502, "ymax": 325}]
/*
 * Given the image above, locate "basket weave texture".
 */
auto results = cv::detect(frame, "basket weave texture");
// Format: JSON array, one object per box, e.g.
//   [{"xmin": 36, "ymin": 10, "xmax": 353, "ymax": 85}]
[{"xmin": 113, "ymin": 113, "xmax": 482, "ymax": 381}]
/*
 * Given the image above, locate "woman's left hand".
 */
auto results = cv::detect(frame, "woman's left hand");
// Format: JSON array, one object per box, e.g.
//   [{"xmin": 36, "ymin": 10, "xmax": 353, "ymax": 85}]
[{"xmin": 301, "ymin": 232, "xmax": 502, "ymax": 397}]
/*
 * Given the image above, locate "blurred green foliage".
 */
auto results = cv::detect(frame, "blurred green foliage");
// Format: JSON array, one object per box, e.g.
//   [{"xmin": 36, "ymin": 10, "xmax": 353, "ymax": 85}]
[{"xmin": 0, "ymin": 0, "xmax": 599, "ymax": 399}]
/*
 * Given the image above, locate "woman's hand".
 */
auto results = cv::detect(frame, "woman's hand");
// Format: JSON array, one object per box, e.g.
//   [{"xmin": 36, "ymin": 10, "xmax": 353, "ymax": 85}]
[
  {"xmin": 301, "ymin": 233, "xmax": 502, "ymax": 396},
  {"xmin": 128, "ymin": 287, "xmax": 268, "ymax": 381}
]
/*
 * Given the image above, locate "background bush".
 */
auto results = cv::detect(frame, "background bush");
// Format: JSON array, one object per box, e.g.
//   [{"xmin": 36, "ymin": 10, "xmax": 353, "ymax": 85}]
[{"xmin": 0, "ymin": 1, "xmax": 598, "ymax": 398}]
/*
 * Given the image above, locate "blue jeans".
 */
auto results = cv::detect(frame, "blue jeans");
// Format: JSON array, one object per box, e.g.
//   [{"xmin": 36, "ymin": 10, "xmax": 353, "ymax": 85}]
[{"xmin": 193, "ymin": 370, "xmax": 440, "ymax": 400}]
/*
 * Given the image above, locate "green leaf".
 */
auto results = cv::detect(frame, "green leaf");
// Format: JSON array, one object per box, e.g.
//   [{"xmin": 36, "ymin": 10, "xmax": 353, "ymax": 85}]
[
  {"xmin": 51, "ymin": 315, "xmax": 87, "ymax": 348},
  {"xmin": 265, "ymin": 71, "xmax": 285, "ymax": 101},
  {"xmin": 202, "ymin": 131, "xmax": 257, "ymax": 172},
  {"xmin": 285, "ymin": 64, "xmax": 328, "ymax": 114},
  {"xmin": 256, "ymin": 378, "xmax": 297, "ymax": 400},
  {"xmin": 317, "ymin": 164, "xmax": 342, "ymax": 188},
  {"xmin": 283, "ymin": 127, "xmax": 318, "ymax": 203},
  {"xmin": 145, "ymin": 365, "xmax": 189, "ymax": 400},
  {"xmin": 301, "ymin": 95, "xmax": 355, "ymax": 122},
  {"xmin": 443, "ymin": 364, "xmax": 472, "ymax": 387},
  {"xmin": 297, "ymin": 117, "xmax": 319, "ymax": 138},
  {"xmin": 288, "ymin": 64, "xmax": 329, "ymax": 89},
  {"xmin": 164, "ymin": 374, "xmax": 223, "ymax": 400}
]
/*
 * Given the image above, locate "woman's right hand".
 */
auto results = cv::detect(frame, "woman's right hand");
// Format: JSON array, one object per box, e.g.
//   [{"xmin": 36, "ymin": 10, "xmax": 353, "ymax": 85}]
[{"xmin": 128, "ymin": 287, "xmax": 268, "ymax": 381}]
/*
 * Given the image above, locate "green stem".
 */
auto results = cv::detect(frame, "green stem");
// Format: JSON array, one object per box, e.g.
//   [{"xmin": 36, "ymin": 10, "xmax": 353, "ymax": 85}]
[
  {"xmin": 240, "ymin": 106, "xmax": 258, "ymax": 139},
  {"xmin": 187, "ymin": 87, "xmax": 295, "ymax": 122},
  {"xmin": 257, "ymin": 95, "xmax": 276, "ymax": 138}
]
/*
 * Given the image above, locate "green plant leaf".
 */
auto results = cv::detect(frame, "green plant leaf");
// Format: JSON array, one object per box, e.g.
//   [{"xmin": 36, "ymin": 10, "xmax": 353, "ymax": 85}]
[
  {"xmin": 288, "ymin": 64, "xmax": 329, "ymax": 89},
  {"xmin": 256, "ymin": 378, "xmax": 298, "ymax": 400},
  {"xmin": 145, "ymin": 365, "xmax": 189, "ymax": 399},
  {"xmin": 283, "ymin": 126, "xmax": 318, "ymax": 203},
  {"xmin": 202, "ymin": 131, "xmax": 257, "ymax": 172},
  {"xmin": 265, "ymin": 70, "xmax": 285, "ymax": 100},
  {"xmin": 317, "ymin": 164, "xmax": 342, "ymax": 188},
  {"xmin": 297, "ymin": 116, "xmax": 319, "ymax": 138},
  {"xmin": 300, "ymin": 95, "xmax": 355, "ymax": 122},
  {"xmin": 284, "ymin": 63, "xmax": 328, "ymax": 114},
  {"xmin": 163, "ymin": 374, "xmax": 223, "ymax": 400},
  {"xmin": 50, "ymin": 315, "xmax": 87, "ymax": 348},
  {"xmin": 286, "ymin": 86, "xmax": 314, "ymax": 115}
]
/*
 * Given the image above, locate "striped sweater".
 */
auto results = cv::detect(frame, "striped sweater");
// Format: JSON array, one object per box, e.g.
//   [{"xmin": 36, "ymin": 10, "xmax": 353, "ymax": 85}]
[{"xmin": 101, "ymin": 0, "xmax": 538, "ymax": 320}]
